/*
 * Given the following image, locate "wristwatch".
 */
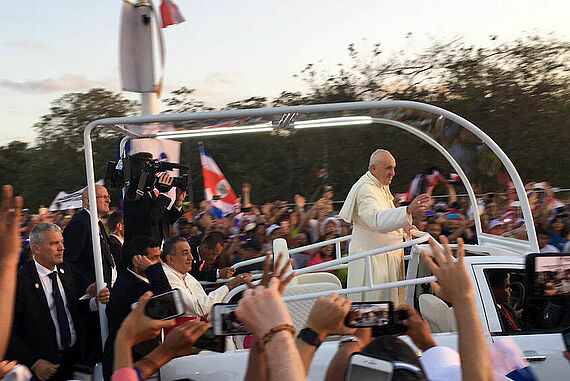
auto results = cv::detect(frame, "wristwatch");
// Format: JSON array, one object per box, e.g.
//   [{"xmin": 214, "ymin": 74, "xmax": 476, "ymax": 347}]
[{"xmin": 297, "ymin": 328, "xmax": 322, "ymax": 347}]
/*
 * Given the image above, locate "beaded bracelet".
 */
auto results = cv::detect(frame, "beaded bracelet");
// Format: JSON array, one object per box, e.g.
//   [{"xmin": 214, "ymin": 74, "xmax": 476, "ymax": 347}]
[{"xmin": 259, "ymin": 323, "xmax": 296, "ymax": 351}]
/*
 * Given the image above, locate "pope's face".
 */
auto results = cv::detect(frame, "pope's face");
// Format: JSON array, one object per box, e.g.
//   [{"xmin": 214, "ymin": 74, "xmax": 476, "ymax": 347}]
[{"xmin": 370, "ymin": 153, "xmax": 396, "ymax": 185}]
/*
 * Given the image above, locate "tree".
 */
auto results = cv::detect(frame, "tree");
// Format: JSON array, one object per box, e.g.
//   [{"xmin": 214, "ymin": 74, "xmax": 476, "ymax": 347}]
[
  {"xmin": 161, "ymin": 87, "xmax": 214, "ymax": 114},
  {"xmin": 1, "ymin": 89, "xmax": 139, "ymax": 210},
  {"xmin": 33, "ymin": 87, "xmax": 138, "ymax": 147}
]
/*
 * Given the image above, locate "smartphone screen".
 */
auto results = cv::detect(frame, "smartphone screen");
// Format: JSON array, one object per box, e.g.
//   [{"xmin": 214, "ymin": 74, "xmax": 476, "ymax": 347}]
[
  {"xmin": 346, "ymin": 353, "xmax": 393, "ymax": 381},
  {"xmin": 526, "ymin": 253, "xmax": 570, "ymax": 297},
  {"xmin": 144, "ymin": 289, "xmax": 184, "ymax": 320},
  {"xmin": 212, "ymin": 303, "xmax": 251, "ymax": 336},
  {"xmin": 194, "ymin": 328, "xmax": 226, "ymax": 352},
  {"xmin": 345, "ymin": 302, "xmax": 392, "ymax": 328}
]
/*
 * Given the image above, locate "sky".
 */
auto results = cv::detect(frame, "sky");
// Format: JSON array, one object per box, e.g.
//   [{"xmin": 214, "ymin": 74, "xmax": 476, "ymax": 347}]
[{"xmin": 1, "ymin": 0, "xmax": 569, "ymax": 146}]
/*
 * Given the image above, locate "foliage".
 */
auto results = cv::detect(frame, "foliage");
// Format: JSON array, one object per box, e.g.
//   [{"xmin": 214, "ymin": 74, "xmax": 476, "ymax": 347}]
[{"xmin": 1, "ymin": 35, "xmax": 568, "ymax": 210}]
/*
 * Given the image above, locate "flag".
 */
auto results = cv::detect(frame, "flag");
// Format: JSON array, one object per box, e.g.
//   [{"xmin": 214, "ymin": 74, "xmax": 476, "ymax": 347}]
[
  {"xmin": 199, "ymin": 143, "xmax": 238, "ymax": 217},
  {"xmin": 315, "ymin": 168, "xmax": 327, "ymax": 178},
  {"xmin": 406, "ymin": 167, "xmax": 461, "ymax": 202},
  {"xmin": 160, "ymin": 0, "xmax": 185, "ymax": 28}
]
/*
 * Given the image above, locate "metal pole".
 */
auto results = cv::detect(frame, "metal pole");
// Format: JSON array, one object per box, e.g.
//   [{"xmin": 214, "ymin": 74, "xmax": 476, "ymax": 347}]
[{"xmin": 83, "ymin": 122, "xmax": 109, "ymax": 347}]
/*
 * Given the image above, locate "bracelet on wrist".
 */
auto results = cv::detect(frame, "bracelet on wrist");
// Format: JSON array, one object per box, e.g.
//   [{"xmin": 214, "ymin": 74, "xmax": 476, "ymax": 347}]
[{"xmin": 259, "ymin": 323, "xmax": 296, "ymax": 352}]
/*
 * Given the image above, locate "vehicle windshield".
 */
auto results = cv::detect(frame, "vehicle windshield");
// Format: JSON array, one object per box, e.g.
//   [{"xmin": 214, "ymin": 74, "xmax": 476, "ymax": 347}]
[{"xmin": 120, "ymin": 102, "xmax": 533, "ymax": 247}]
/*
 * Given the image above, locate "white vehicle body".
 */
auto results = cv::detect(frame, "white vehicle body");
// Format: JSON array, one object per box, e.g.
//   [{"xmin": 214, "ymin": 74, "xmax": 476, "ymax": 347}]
[{"xmin": 81, "ymin": 101, "xmax": 566, "ymax": 380}]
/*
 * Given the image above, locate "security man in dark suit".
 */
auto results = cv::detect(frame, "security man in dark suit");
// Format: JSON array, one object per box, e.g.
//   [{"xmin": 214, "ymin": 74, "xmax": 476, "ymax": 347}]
[
  {"xmin": 62, "ymin": 185, "xmax": 116, "ymax": 370},
  {"xmin": 102, "ymin": 235, "xmax": 171, "ymax": 381},
  {"xmin": 190, "ymin": 231, "xmax": 236, "ymax": 282},
  {"xmin": 6, "ymin": 223, "xmax": 109, "ymax": 381}
]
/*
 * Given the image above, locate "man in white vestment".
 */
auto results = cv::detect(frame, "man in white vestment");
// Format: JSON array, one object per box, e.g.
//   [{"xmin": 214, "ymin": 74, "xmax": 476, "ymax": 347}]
[
  {"xmin": 161, "ymin": 236, "xmax": 252, "ymax": 319},
  {"xmin": 339, "ymin": 149, "xmax": 431, "ymax": 305}
]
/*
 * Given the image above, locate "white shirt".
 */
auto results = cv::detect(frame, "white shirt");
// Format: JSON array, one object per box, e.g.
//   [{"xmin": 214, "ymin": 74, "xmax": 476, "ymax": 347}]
[
  {"xmin": 34, "ymin": 261, "xmax": 77, "ymax": 350},
  {"xmin": 162, "ymin": 263, "xmax": 229, "ymax": 319}
]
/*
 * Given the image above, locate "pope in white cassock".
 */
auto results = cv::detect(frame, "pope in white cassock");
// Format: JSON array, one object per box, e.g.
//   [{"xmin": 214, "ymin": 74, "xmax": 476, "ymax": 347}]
[{"xmin": 339, "ymin": 149, "xmax": 431, "ymax": 305}]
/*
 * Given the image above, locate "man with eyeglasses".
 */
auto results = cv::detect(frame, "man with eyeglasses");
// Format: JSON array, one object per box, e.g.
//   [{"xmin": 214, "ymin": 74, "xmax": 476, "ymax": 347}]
[{"xmin": 62, "ymin": 184, "xmax": 116, "ymax": 369}]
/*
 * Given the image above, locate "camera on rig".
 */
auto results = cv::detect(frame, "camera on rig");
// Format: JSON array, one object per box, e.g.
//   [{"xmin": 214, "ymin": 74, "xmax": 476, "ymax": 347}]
[{"xmin": 105, "ymin": 152, "xmax": 189, "ymax": 200}]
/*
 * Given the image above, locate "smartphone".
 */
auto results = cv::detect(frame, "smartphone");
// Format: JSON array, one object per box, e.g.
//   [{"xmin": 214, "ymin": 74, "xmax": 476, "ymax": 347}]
[
  {"xmin": 525, "ymin": 253, "xmax": 570, "ymax": 297},
  {"xmin": 131, "ymin": 289, "xmax": 184, "ymax": 320},
  {"xmin": 212, "ymin": 303, "xmax": 250, "ymax": 336},
  {"xmin": 194, "ymin": 328, "xmax": 226, "ymax": 352},
  {"xmin": 346, "ymin": 353, "xmax": 394, "ymax": 381},
  {"xmin": 345, "ymin": 302, "xmax": 392, "ymax": 328}
]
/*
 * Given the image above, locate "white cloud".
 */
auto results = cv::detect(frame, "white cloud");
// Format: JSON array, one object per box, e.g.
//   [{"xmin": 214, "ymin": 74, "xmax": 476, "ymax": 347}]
[{"xmin": 0, "ymin": 74, "xmax": 98, "ymax": 93}]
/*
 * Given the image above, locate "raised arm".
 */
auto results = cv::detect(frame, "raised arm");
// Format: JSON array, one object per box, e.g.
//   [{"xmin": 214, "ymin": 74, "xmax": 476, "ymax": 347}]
[
  {"xmin": 421, "ymin": 237, "xmax": 494, "ymax": 381},
  {"xmin": 0, "ymin": 185, "xmax": 23, "ymax": 359}
]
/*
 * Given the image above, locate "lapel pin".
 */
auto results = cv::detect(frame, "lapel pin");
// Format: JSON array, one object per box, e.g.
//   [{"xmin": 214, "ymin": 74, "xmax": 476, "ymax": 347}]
[
  {"xmin": 35, "ymin": 283, "xmax": 40, "ymax": 289},
  {"xmin": 59, "ymin": 268, "xmax": 65, "ymax": 274}
]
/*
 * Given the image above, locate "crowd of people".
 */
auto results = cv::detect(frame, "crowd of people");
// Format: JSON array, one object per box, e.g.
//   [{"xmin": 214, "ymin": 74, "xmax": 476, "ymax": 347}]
[{"xmin": 0, "ymin": 148, "xmax": 568, "ymax": 380}]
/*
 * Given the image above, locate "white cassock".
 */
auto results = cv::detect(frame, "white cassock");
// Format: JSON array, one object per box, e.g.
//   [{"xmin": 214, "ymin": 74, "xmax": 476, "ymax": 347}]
[
  {"xmin": 339, "ymin": 171, "xmax": 412, "ymax": 305},
  {"xmin": 163, "ymin": 263, "xmax": 228, "ymax": 319}
]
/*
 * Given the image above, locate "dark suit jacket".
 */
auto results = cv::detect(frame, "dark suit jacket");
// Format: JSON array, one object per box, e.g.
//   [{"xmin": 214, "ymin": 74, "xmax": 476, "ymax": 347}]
[
  {"xmin": 103, "ymin": 263, "xmax": 171, "ymax": 380},
  {"xmin": 6, "ymin": 261, "xmax": 85, "ymax": 373},
  {"xmin": 189, "ymin": 244, "xmax": 217, "ymax": 282},
  {"xmin": 108, "ymin": 234, "xmax": 123, "ymax": 270},
  {"xmin": 63, "ymin": 209, "xmax": 115, "ymax": 295},
  {"xmin": 123, "ymin": 193, "xmax": 182, "ymax": 245}
]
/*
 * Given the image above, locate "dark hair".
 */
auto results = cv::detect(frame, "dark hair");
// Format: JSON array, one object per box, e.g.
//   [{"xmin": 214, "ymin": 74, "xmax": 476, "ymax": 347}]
[
  {"xmin": 161, "ymin": 236, "xmax": 188, "ymax": 262},
  {"xmin": 108, "ymin": 211, "xmax": 123, "ymax": 232},
  {"xmin": 488, "ymin": 270, "xmax": 508, "ymax": 290},
  {"xmin": 549, "ymin": 215, "xmax": 569, "ymax": 237},
  {"xmin": 122, "ymin": 236, "xmax": 160, "ymax": 268},
  {"xmin": 201, "ymin": 231, "xmax": 224, "ymax": 249},
  {"xmin": 363, "ymin": 336, "xmax": 427, "ymax": 380}
]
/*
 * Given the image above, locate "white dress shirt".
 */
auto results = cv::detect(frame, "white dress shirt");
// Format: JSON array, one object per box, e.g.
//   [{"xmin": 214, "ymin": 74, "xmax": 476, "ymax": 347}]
[
  {"xmin": 34, "ymin": 261, "xmax": 77, "ymax": 350},
  {"xmin": 163, "ymin": 263, "xmax": 229, "ymax": 319}
]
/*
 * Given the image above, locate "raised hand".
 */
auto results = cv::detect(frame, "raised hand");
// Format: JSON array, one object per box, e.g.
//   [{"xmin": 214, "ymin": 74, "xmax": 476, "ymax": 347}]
[
  {"xmin": 407, "ymin": 193, "xmax": 432, "ymax": 215},
  {"xmin": 0, "ymin": 185, "xmax": 23, "ymax": 264},
  {"xmin": 304, "ymin": 294, "xmax": 355, "ymax": 341},
  {"xmin": 117, "ymin": 292, "xmax": 176, "ymax": 347},
  {"xmin": 421, "ymin": 236, "xmax": 473, "ymax": 304}
]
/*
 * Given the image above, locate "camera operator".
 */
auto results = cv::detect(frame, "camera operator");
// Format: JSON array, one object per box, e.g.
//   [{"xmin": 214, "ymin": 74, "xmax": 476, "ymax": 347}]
[{"xmin": 123, "ymin": 152, "xmax": 185, "ymax": 246}]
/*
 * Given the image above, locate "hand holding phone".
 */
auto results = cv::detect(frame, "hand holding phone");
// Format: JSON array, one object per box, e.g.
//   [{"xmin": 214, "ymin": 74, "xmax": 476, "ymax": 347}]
[
  {"xmin": 212, "ymin": 303, "xmax": 250, "ymax": 336},
  {"xmin": 345, "ymin": 302, "xmax": 392, "ymax": 329},
  {"xmin": 393, "ymin": 305, "xmax": 436, "ymax": 351},
  {"xmin": 131, "ymin": 289, "xmax": 185, "ymax": 320}
]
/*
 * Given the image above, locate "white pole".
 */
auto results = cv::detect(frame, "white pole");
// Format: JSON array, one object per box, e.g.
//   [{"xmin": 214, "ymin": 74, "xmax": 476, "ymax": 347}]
[
  {"xmin": 83, "ymin": 123, "xmax": 109, "ymax": 347},
  {"xmin": 142, "ymin": 92, "xmax": 158, "ymax": 115}
]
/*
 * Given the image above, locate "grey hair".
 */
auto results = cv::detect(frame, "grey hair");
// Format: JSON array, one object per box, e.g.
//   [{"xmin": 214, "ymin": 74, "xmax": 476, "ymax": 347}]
[
  {"xmin": 29, "ymin": 222, "xmax": 62, "ymax": 247},
  {"xmin": 368, "ymin": 149, "xmax": 391, "ymax": 170}
]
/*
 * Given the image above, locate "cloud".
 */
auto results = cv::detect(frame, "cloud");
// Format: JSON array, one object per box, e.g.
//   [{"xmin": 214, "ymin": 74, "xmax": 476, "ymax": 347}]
[
  {"xmin": 0, "ymin": 74, "xmax": 98, "ymax": 94},
  {"xmin": 4, "ymin": 40, "xmax": 49, "ymax": 50},
  {"xmin": 201, "ymin": 71, "xmax": 241, "ymax": 86}
]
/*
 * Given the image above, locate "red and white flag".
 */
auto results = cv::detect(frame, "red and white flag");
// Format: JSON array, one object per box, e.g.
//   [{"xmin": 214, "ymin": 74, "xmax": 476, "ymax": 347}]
[
  {"xmin": 160, "ymin": 0, "xmax": 185, "ymax": 28},
  {"xmin": 199, "ymin": 143, "xmax": 238, "ymax": 217}
]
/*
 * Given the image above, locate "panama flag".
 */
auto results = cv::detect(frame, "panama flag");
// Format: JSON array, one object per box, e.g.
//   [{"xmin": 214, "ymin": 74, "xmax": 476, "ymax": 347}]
[{"xmin": 199, "ymin": 142, "xmax": 238, "ymax": 218}]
